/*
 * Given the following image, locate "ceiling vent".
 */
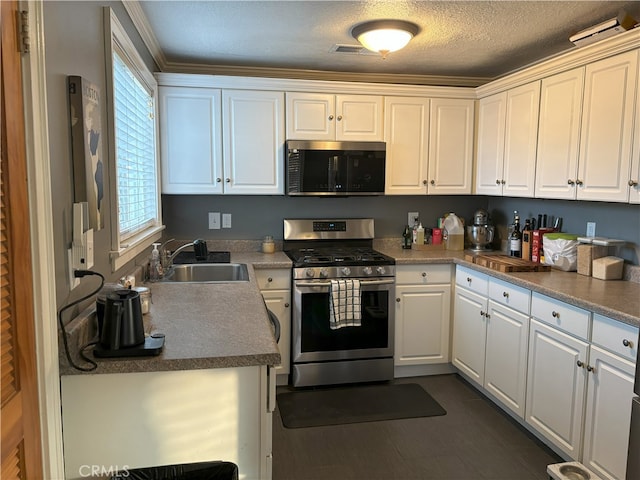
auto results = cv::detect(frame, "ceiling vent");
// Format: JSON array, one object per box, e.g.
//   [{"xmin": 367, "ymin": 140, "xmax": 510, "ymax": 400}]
[{"xmin": 330, "ymin": 44, "xmax": 379, "ymax": 56}]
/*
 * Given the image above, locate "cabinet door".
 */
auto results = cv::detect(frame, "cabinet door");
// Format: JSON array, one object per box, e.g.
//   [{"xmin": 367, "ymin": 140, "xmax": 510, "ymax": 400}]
[
  {"xmin": 502, "ymin": 81, "xmax": 540, "ymax": 197},
  {"xmin": 285, "ymin": 92, "xmax": 334, "ymax": 140},
  {"xmin": 384, "ymin": 97, "xmax": 430, "ymax": 195},
  {"xmin": 222, "ymin": 90, "xmax": 285, "ymax": 194},
  {"xmin": 535, "ymin": 68, "xmax": 584, "ymax": 199},
  {"xmin": 335, "ymin": 94, "xmax": 383, "ymax": 141},
  {"xmin": 526, "ymin": 319, "xmax": 588, "ymax": 458},
  {"xmin": 159, "ymin": 86, "xmax": 223, "ymax": 194},
  {"xmin": 475, "ymin": 92, "xmax": 507, "ymax": 195},
  {"xmin": 577, "ymin": 50, "xmax": 639, "ymax": 202},
  {"xmin": 484, "ymin": 301, "xmax": 529, "ymax": 418},
  {"xmin": 452, "ymin": 287, "xmax": 488, "ymax": 385},
  {"xmin": 394, "ymin": 283, "xmax": 451, "ymax": 366},
  {"xmin": 630, "ymin": 57, "xmax": 640, "ymax": 204},
  {"xmin": 582, "ymin": 346, "xmax": 635, "ymax": 480},
  {"xmin": 261, "ymin": 289, "xmax": 291, "ymax": 378},
  {"xmin": 427, "ymin": 98, "xmax": 474, "ymax": 195}
]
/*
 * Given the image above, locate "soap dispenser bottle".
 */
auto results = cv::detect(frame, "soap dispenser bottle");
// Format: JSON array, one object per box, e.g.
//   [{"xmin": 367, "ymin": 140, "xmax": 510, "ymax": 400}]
[{"xmin": 149, "ymin": 243, "xmax": 163, "ymax": 282}]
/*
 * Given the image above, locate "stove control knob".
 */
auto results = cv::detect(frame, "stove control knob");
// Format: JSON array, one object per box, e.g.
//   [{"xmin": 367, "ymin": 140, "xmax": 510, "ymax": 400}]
[
  {"xmin": 341, "ymin": 267, "xmax": 351, "ymax": 276},
  {"xmin": 376, "ymin": 266, "xmax": 387, "ymax": 275},
  {"xmin": 305, "ymin": 268, "xmax": 316, "ymax": 278},
  {"xmin": 319, "ymin": 268, "xmax": 329, "ymax": 278},
  {"xmin": 363, "ymin": 266, "xmax": 373, "ymax": 275}
]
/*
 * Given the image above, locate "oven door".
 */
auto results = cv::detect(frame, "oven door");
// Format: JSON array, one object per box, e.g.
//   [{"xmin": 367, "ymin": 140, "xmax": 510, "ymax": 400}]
[{"xmin": 291, "ymin": 278, "xmax": 394, "ymax": 363}]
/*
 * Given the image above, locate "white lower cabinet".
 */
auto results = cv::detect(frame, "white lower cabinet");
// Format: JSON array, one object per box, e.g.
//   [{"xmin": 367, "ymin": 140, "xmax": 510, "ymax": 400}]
[
  {"xmin": 453, "ymin": 266, "xmax": 530, "ymax": 418},
  {"xmin": 526, "ymin": 318, "xmax": 589, "ymax": 458},
  {"xmin": 255, "ymin": 269, "xmax": 291, "ymax": 383},
  {"xmin": 394, "ymin": 265, "xmax": 452, "ymax": 367}
]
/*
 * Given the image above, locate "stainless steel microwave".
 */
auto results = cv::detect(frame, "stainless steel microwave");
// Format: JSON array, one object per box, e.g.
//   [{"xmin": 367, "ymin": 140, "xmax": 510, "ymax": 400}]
[{"xmin": 286, "ymin": 140, "xmax": 386, "ymax": 196}]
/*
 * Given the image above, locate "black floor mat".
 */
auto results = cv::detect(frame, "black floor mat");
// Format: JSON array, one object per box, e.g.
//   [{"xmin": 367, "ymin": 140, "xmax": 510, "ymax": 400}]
[{"xmin": 277, "ymin": 382, "xmax": 446, "ymax": 428}]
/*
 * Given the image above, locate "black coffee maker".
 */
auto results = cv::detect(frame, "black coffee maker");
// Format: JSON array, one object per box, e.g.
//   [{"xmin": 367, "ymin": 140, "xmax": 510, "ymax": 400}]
[{"xmin": 94, "ymin": 289, "xmax": 164, "ymax": 358}]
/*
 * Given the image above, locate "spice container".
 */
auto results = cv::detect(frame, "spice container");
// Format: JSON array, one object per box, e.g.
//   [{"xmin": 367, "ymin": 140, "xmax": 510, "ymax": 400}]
[{"xmin": 133, "ymin": 286, "xmax": 152, "ymax": 314}]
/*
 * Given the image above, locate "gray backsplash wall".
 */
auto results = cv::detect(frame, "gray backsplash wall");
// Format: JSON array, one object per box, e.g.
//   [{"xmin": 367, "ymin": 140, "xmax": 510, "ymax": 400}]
[
  {"xmin": 162, "ymin": 194, "xmax": 640, "ymax": 265},
  {"xmin": 162, "ymin": 195, "xmax": 484, "ymax": 241}
]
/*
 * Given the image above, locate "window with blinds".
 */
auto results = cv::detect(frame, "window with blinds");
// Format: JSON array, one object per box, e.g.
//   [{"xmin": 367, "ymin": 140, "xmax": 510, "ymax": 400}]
[
  {"xmin": 113, "ymin": 50, "xmax": 157, "ymax": 241},
  {"xmin": 105, "ymin": 7, "xmax": 163, "ymax": 270}
]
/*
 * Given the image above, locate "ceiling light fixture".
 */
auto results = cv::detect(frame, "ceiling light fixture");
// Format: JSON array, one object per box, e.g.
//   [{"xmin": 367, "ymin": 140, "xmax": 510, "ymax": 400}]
[{"xmin": 351, "ymin": 19, "xmax": 420, "ymax": 59}]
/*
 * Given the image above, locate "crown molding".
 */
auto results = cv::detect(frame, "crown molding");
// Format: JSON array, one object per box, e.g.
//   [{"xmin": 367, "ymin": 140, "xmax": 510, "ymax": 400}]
[
  {"xmin": 155, "ymin": 72, "xmax": 478, "ymax": 99},
  {"xmin": 477, "ymin": 27, "xmax": 640, "ymax": 98},
  {"xmin": 122, "ymin": 0, "xmax": 168, "ymax": 69}
]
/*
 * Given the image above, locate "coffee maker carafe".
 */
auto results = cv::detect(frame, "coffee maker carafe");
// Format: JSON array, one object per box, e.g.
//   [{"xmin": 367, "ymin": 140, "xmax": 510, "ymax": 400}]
[{"xmin": 100, "ymin": 289, "xmax": 145, "ymax": 350}]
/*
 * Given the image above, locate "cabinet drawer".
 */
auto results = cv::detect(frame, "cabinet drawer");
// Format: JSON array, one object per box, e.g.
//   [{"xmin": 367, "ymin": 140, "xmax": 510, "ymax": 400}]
[
  {"xmin": 254, "ymin": 269, "xmax": 291, "ymax": 290},
  {"xmin": 592, "ymin": 313, "xmax": 638, "ymax": 362},
  {"xmin": 455, "ymin": 265, "xmax": 488, "ymax": 295},
  {"xmin": 489, "ymin": 277, "xmax": 531, "ymax": 314},
  {"xmin": 531, "ymin": 292, "xmax": 591, "ymax": 340},
  {"xmin": 396, "ymin": 264, "xmax": 452, "ymax": 285}
]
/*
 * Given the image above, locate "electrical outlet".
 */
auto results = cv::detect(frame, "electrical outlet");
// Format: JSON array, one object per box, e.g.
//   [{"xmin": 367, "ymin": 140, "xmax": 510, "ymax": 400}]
[
  {"xmin": 408, "ymin": 211, "xmax": 419, "ymax": 226},
  {"xmin": 208, "ymin": 212, "xmax": 221, "ymax": 230},
  {"xmin": 586, "ymin": 222, "xmax": 596, "ymax": 237},
  {"xmin": 222, "ymin": 213, "xmax": 232, "ymax": 228},
  {"xmin": 67, "ymin": 249, "xmax": 79, "ymax": 290}
]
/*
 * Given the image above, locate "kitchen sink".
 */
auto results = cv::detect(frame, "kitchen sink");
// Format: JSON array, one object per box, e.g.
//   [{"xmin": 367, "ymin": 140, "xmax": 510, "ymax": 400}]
[{"xmin": 161, "ymin": 263, "xmax": 249, "ymax": 283}]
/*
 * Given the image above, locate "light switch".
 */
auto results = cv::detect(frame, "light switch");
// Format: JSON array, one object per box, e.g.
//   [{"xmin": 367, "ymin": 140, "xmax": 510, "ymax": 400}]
[
  {"xmin": 209, "ymin": 212, "xmax": 221, "ymax": 230},
  {"xmin": 222, "ymin": 213, "xmax": 232, "ymax": 228}
]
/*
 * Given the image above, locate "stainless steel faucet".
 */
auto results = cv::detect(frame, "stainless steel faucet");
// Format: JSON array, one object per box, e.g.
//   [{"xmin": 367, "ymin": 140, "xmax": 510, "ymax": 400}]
[{"xmin": 166, "ymin": 238, "xmax": 208, "ymax": 264}]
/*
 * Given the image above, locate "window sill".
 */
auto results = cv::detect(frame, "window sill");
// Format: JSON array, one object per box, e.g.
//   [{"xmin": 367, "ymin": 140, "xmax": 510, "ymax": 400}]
[{"xmin": 110, "ymin": 225, "xmax": 164, "ymax": 272}]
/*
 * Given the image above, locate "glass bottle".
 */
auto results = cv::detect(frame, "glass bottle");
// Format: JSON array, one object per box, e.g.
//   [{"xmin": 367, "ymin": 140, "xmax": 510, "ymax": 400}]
[{"xmin": 509, "ymin": 211, "xmax": 522, "ymax": 258}]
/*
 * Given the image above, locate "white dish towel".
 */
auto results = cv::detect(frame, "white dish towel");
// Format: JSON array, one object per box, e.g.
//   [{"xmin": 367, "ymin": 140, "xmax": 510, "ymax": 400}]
[{"xmin": 329, "ymin": 279, "xmax": 361, "ymax": 330}]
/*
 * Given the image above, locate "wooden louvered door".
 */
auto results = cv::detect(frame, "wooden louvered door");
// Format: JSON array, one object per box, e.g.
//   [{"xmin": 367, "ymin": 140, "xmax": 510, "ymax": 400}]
[{"xmin": 1, "ymin": 1, "xmax": 44, "ymax": 478}]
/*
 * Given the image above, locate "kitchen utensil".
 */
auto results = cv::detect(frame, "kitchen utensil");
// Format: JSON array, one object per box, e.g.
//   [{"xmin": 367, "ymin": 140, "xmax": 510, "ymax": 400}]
[
  {"xmin": 100, "ymin": 289, "xmax": 145, "ymax": 351},
  {"xmin": 468, "ymin": 208, "xmax": 494, "ymax": 251}
]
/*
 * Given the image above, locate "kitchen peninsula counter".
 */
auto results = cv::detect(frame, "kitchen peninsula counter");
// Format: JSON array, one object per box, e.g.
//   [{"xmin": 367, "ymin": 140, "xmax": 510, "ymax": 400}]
[
  {"xmin": 377, "ymin": 245, "xmax": 640, "ymax": 328},
  {"xmin": 59, "ymin": 252, "xmax": 291, "ymax": 376}
]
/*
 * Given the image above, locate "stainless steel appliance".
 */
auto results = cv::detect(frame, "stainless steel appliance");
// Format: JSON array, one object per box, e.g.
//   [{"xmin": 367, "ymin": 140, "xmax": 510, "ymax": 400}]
[
  {"xmin": 467, "ymin": 208, "xmax": 495, "ymax": 251},
  {"xmin": 286, "ymin": 140, "xmax": 386, "ymax": 196},
  {"xmin": 627, "ymin": 350, "xmax": 640, "ymax": 477},
  {"xmin": 284, "ymin": 218, "xmax": 395, "ymax": 387}
]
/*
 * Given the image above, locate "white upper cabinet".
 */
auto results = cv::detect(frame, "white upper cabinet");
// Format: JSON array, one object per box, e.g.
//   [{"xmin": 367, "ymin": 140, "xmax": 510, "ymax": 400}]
[
  {"xmin": 222, "ymin": 90, "xmax": 285, "ymax": 195},
  {"xmin": 476, "ymin": 82, "xmax": 540, "ymax": 197},
  {"xmin": 384, "ymin": 97, "xmax": 474, "ymax": 195},
  {"xmin": 577, "ymin": 50, "xmax": 638, "ymax": 202},
  {"xmin": 535, "ymin": 68, "xmax": 585, "ymax": 199},
  {"xmin": 427, "ymin": 98, "xmax": 475, "ymax": 195},
  {"xmin": 286, "ymin": 92, "xmax": 383, "ymax": 141},
  {"xmin": 384, "ymin": 97, "xmax": 430, "ymax": 195},
  {"xmin": 475, "ymin": 92, "xmax": 507, "ymax": 195},
  {"xmin": 159, "ymin": 86, "xmax": 223, "ymax": 194},
  {"xmin": 159, "ymin": 85, "xmax": 284, "ymax": 195}
]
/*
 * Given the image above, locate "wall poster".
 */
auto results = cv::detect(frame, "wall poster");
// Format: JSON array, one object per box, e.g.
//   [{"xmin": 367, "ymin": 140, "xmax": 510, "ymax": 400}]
[{"xmin": 68, "ymin": 75, "xmax": 104, "ymax": 231}]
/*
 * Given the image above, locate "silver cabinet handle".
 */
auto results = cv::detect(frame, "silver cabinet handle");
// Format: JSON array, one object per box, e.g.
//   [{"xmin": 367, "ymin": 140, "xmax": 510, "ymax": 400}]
[
  {"xmin": 267, "ymin": 277, "xmax": 273, "ymax": 282},
  {"xmin": 576, "ymin": 179, "xmax": 584, "ymax": 186},
  {"xmin": 422, "ymin": 180, "xmax": 428, "ymax": 185},
  {"xmin": 430, "ymin": 180, "xmax": 435, "ymax": 185},
  {"xmin": 503, "ymin": 292, "xmax": 509, "ymax": 298},
  {"xmin": 396, "ymin": 298, "xmax": 401, "ymax": 303},
  {"xmin": 226, "ymin": 178, "xmax": 231, "ymax": 183},
  {"xmin": 501, "ymin": 179, "xmax": 506, "ymax": 185},
  {"xmin": 567, "ymin": 179, "xmax": 575, "ymax": 186},
  {"xmin": 629, "ymin": 180, "xmax": 639, "ymax": 187},
  {"xmin": 623, "ymin": 339, "xmax": 633, "ymax": 348},
  {"xmin": 284, "ymin": 303, "xmax": 289, "ymax": 308},
  {"xmin": 495, "ymin": 179, "xmax": 501, "ymax": 185},
  {"xmin": 577, "ymin": 360, "xmax": 584, "ymax": 368},
  {"xmin": 337, "ymin": 115, "xmax": 343, "ymax": 121},
  {"xmin": 328, "ymin": 115, "xmax": 334, "ymax": 121},
  {"xmin": 480, "ymin": 311, "xmax": 486, "ymax": 317},
  {"xmin": 216, "ymin": 178, "xmax": 222, "ymax": 183},
  {"xmin": 466, "ymin": 277, "xmax": 472, "ymax": 283},
  {"xmin": 552, "ymin": 311, "xmax": 560, "ymax": 318},
  {"xmin": 421, "ymin": 272, "xmax": 427, "ymax": 277},
  {"xmin": 587, "ymin": 365, "xmax": 595, "ymax": 373}
]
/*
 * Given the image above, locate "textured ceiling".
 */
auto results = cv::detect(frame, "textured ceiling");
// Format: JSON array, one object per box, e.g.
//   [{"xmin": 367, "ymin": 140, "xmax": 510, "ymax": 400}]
[{"xmin": 137, "ymin": 1, "xmax": 640, "ymax": 84}]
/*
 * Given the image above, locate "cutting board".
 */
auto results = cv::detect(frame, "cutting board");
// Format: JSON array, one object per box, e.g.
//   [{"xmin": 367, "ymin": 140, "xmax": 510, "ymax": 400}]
[{"xmin": 464, "ymin": 253, "xmax": 551, "ymax": 272}]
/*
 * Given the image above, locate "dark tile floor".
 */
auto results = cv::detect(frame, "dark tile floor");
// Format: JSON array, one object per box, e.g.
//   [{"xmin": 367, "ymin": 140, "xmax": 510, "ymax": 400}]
[{"xmin": 272, "ymin": 374, "xmax": 562, "ymax": 480}]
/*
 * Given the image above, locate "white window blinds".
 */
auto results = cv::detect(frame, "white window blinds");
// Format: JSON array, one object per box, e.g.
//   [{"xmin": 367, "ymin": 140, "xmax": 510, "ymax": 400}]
[{"xmin": 112, "ymin": 50, "xmax": 158, "ymax": 241}]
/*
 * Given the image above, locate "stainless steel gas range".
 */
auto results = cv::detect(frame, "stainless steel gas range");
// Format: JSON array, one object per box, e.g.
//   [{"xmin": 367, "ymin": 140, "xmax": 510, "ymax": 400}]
[{"xmin": 283, "ymin": 218, "xmax": 395, "ymax": 387}]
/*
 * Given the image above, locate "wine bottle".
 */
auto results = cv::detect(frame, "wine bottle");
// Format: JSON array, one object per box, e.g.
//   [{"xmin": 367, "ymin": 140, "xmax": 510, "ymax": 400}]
[{"xmin": 509, "ymin": 211, "xmax": 522, "ymax": 257}]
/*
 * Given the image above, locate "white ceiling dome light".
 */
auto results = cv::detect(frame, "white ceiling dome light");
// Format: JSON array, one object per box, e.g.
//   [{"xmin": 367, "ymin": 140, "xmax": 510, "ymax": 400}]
[{"xmin": 351, "ymin": 19, "xmax": 420, "ymax": 59}]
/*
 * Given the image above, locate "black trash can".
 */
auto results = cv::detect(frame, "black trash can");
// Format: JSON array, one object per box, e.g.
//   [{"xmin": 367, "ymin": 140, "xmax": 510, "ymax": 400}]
[{"xmin": 110, "ymin": 461, "xmax": 238, "ymax": 480}]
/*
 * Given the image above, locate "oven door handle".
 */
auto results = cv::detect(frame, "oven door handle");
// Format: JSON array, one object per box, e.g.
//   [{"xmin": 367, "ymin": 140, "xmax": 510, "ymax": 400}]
[{"xmin": 295, "ymin": 279, "xmax": 395, "ymax": 287}]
